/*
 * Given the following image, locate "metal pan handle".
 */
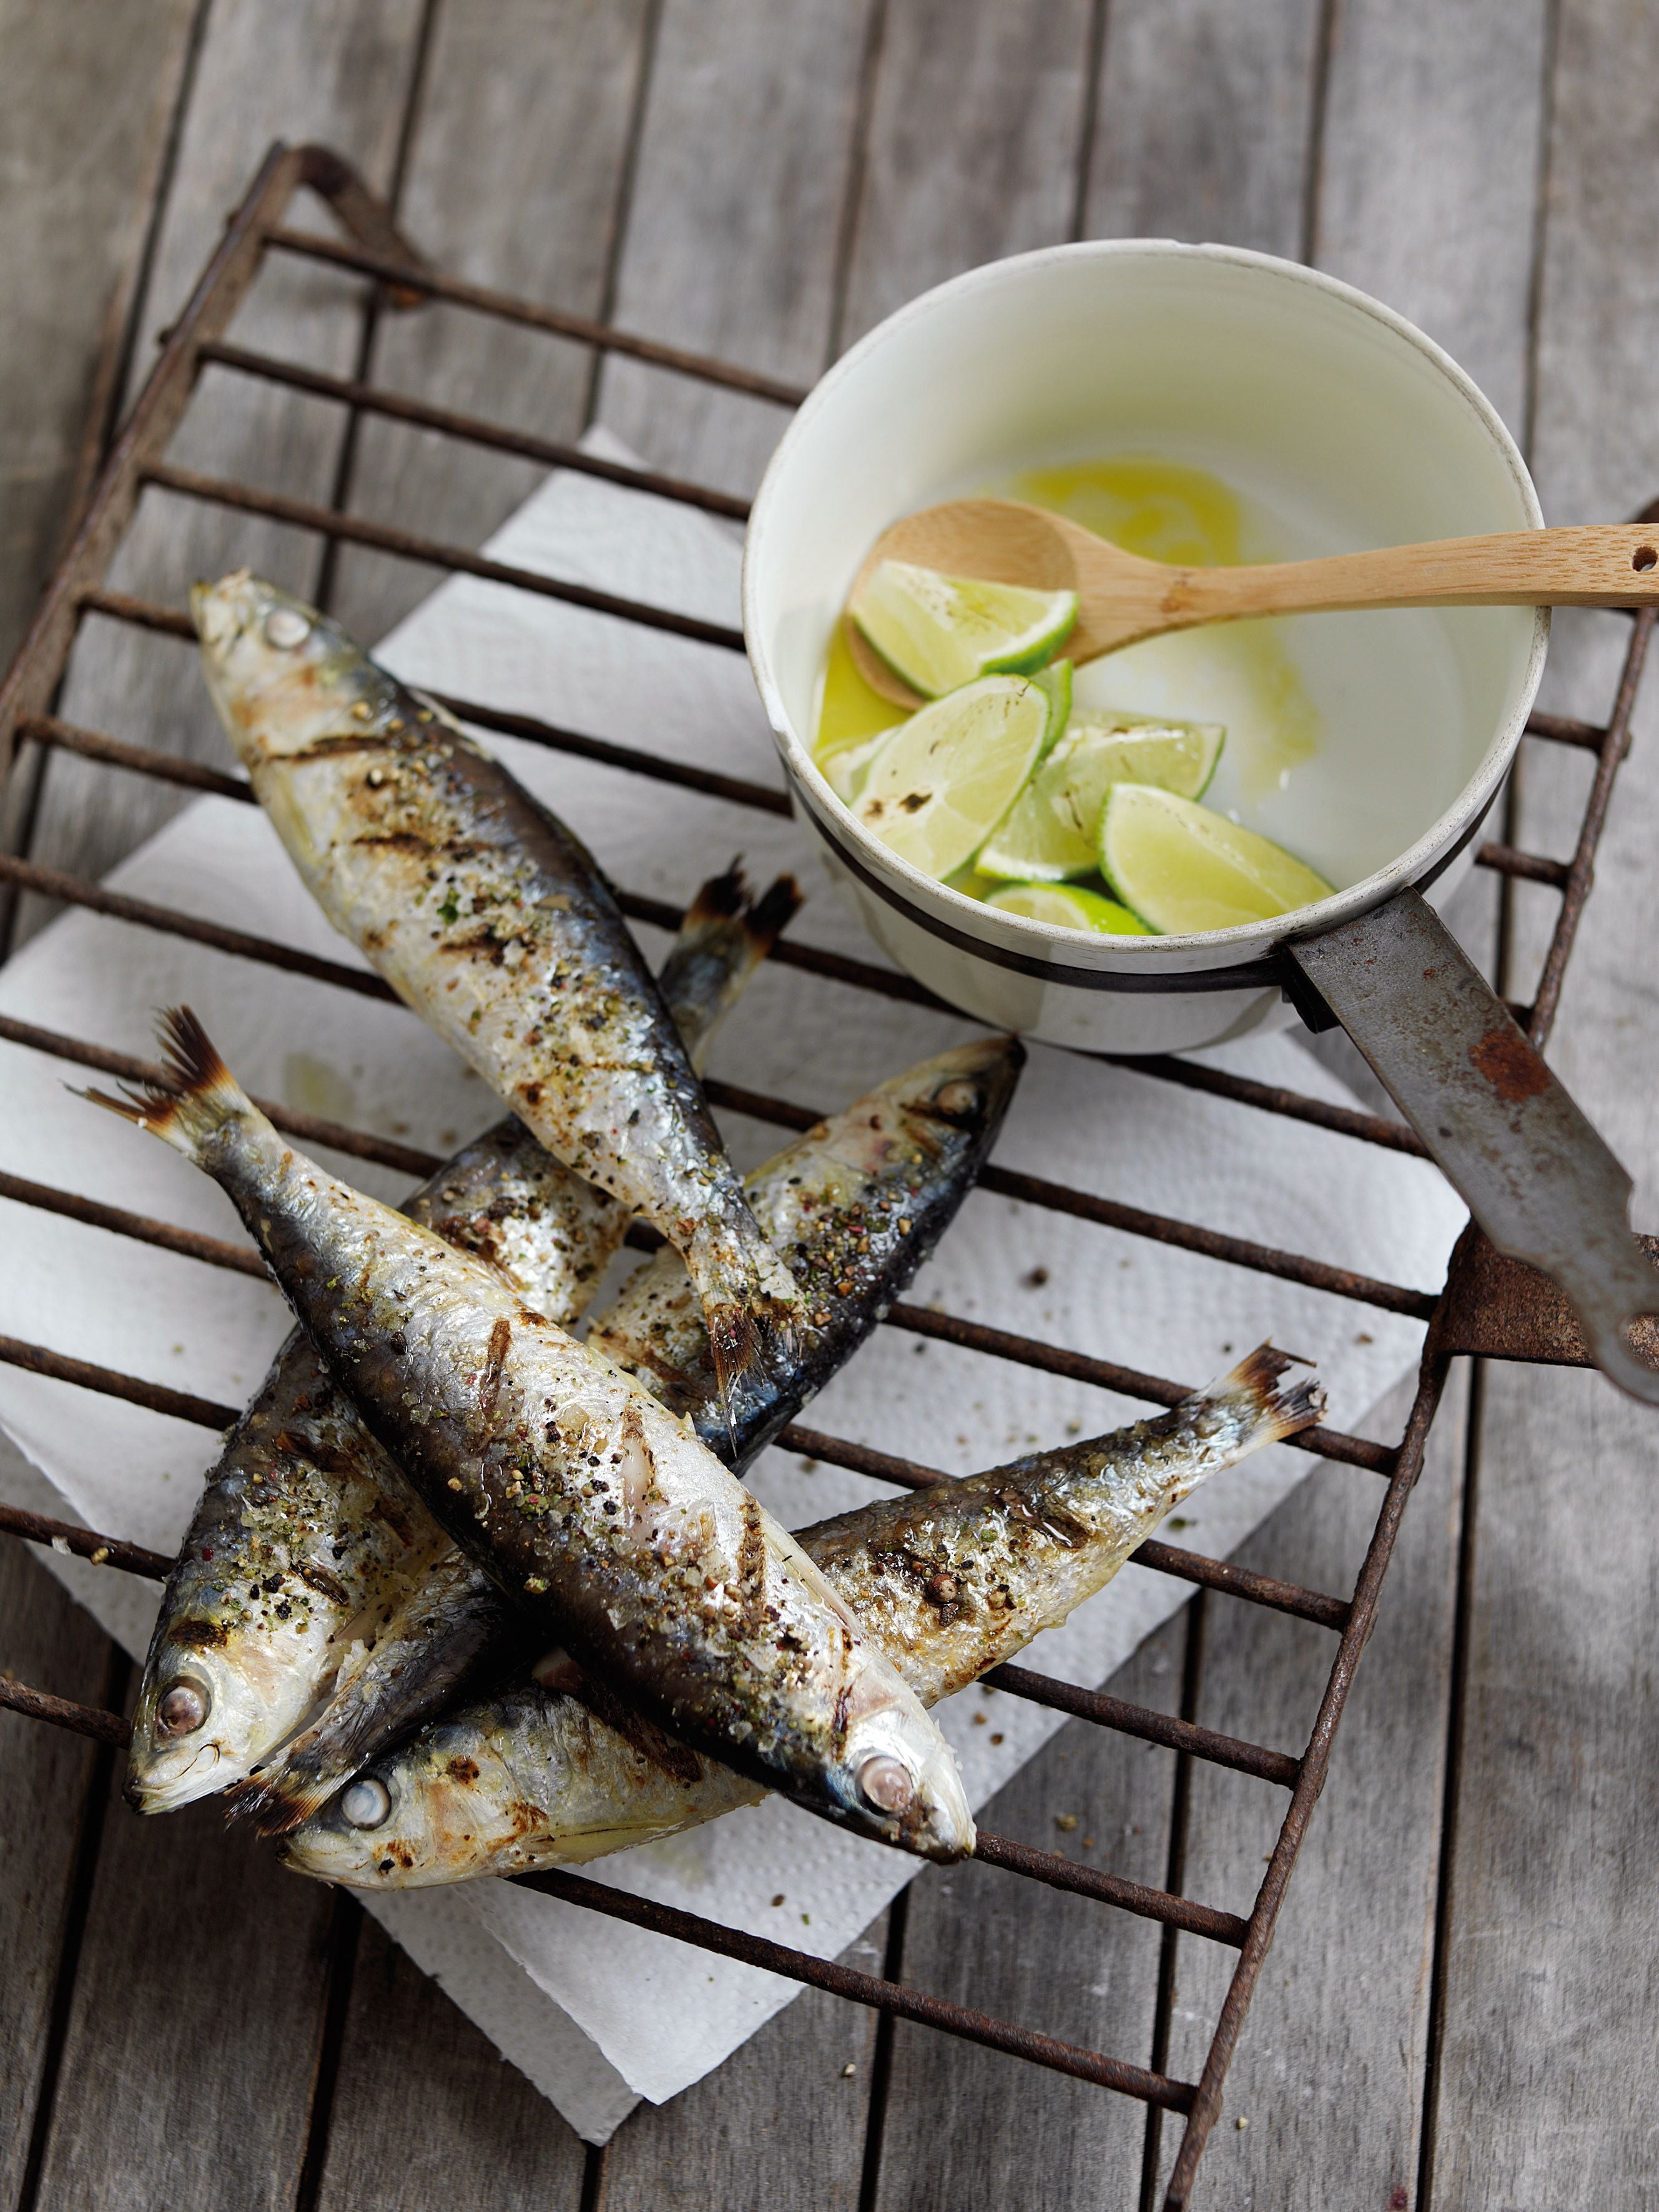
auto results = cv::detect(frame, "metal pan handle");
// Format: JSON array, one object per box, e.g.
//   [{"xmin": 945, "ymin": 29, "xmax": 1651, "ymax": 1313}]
[{"xmin": 1286, "ymin": 887, "xmax": 1659, "ymax": 1405}]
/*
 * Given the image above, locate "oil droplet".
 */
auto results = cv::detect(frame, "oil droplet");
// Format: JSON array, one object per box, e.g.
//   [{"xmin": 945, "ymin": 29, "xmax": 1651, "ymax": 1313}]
[
  {"xmin": 1006, "ymin": 458, "xmax": 1321, "ymax": 807},
  {"xmin": 1013, "ymin": 454, "xmax": 1246, "ymax": 568},
  {"xmin": 814, "ymin": 619, "xmax": 907, "ymax": 760}
]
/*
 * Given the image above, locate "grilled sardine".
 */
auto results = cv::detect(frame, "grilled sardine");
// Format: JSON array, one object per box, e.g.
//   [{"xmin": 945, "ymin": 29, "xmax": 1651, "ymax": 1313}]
[{"xmin": 93, "ymin": 1012, "xmax": 973, "ymax": 1861}]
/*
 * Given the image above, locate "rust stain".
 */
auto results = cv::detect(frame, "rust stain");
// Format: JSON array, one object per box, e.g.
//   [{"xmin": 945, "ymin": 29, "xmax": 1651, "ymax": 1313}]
[{"xmin": 1469, "ymin": 1024, "xmax": 1549, "ymax": 1104}]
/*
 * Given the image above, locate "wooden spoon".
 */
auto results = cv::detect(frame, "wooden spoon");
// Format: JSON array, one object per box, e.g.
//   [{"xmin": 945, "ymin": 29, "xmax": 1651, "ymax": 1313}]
[{"xmin": 845, "ymin": 497, "xmax": 1659, "ymax": 707}]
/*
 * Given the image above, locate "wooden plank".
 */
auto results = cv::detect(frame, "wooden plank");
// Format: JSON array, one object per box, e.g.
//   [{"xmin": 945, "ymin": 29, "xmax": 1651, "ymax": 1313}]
[
  {"xmin": 1154, "ymin": 1369, "xmax": 1468, "ymax": 2208},
  {"xmin": 1429, "ymin": 3, "xmax": 1659, "ymax": 2200},
  {"xmin": 872, "ymin": 1623, "xmax": 1180, "ymax": 2210},
  {"xmin": 28, "ymin": 1771, "xmax": 338, "ymax": 2208},
  {"xmin": 528, "ymin": 8, "xmax": 897, "ymax": 2186},
  {"xmin": 833, "ymin": 0, "xmax": 1100, "ymax": 350},
  {"xmin": 593, "ymin": 0, "xmax": 878, "ymax": 498},
  {"xmin": 1143, "ymin": 12, "xmax": 1550, "ymax": 2197},
  {"xmin": 1083, "ymin": 0, "xmax": 1326, "ymax": 257},
  {"xmin": 7, "ymin": 13, "xmax": 428, "ymax": 2206},
  {"xmin": 326, "ymin": 0, "xmax": 656, "ymax": 647},
  {"xmin": 14, "ymin": 0, "xmax": 428, "ymax": 946},
  {"xmin": 601, "ymin": 1922, "xmax": 885, "ymax": 2211},
  {"xmin": 1312, "ymin": 0, "xmax": 1551, "ymax": 440},
  {"xmin": 311, "ymin": 1917, "xmax": 589, "ymax": 2212},
  {"xmin": 0, "ymin": 0, "xmax": 199, "ymax": 676},
  {"xmin": 0, "ymin": 1483, "xmax": 118, "ymax": 2205},
  {"xmin": 298, "ymin": 11, "xmax": 688, "ymax": 2192}
]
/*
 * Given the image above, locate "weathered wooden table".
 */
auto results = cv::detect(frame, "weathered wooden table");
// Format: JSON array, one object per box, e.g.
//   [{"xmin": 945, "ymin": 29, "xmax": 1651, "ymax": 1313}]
[{"xmin": 4, "ymin": 4, "xmax": 1656, "ymax": 2205}]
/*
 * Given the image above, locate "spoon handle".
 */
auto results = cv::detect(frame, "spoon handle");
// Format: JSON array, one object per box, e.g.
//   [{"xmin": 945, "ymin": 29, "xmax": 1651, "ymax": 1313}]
[{"xmin": 1158, "ymin": 524, "xmax": 1659, "ymax": 625}]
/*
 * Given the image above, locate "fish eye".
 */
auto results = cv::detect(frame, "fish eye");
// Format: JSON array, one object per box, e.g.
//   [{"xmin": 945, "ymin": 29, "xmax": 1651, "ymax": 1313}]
[
  {"xmin": 155, "ymin": 1679, "xmax": 209, "ymax": 1736},
  {"xmin": 856, "ymin": 1754, "xmax": 915, "ymax": 1816},
  {"xmin": 263, "ymin": 607, "xmax": 311, "ymax": 649},
  {"xmin": 340, "ymin": 1776, "xmax": 392, "ymax": 1830},
  {"xmin": 931, "ymin": 1079, "xmax": 980, "ymax": 1118}
]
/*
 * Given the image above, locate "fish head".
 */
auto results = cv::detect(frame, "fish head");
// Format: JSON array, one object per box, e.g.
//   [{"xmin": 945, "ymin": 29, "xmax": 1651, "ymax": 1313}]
[
  {"xmin": 126, "ymin": 1625, "xmax": 304, "ymax": 1813},
  {"xmin": 831, "ymin": 1682, "xmax": 977, "ymax": 1863},
  {"xmin": 190, "ymin": 570, "xmax": 395, "ymax": 770},
  {"xmin": 278, "ymin": 1702, "xmax": 556, "ymax": 1889},
  {"xmin": 885, "ymin": 1033, "xmax": 1026, "ymax": 1153}
]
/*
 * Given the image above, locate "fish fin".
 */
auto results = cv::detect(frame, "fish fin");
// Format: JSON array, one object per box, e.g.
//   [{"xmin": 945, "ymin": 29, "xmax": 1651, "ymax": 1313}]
[
  {"xmin": 744, "ymin": 872, "xmax": 804, "ymax": 958},
  {"xmin": 225, "ymin": 1719, "xmax": 372, "ymax": 1837},
  {"xmin": 681, "ymin": 859, "xmax": 752, "ymax": 927},
  {"xmin": 222, "ymin": 1768, "xmax": 329, "ymax": 1839},
  {"xmin": 1196, "ymin": 1342, "xmax": 1326, "ymax": 1444},
  {"xmin": 698, "ymin": 1271, "xmax": 802, "ymax": 1417},
  {"xmin": 77, "ymin": 1007, "xmax": 256, "ymax": 1163},
  {"xmin": 679, "ymin": 861, "xmax": 801, "ymax": 957}
]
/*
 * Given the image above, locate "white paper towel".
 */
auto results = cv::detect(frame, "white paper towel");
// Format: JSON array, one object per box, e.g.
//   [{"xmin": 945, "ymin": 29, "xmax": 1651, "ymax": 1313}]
[{"xmin": 0, "ymin": 433, "xmax": 1468, "ymax": 2138}]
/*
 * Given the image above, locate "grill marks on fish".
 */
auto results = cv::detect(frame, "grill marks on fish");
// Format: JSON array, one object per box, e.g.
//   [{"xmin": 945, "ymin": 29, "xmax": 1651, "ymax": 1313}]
[
  {"xmin": 92, "ymin": 1010, "xmax": 972, "ymax": 1861},
  {"xmin": 280, "ymin": 1348, "xmax": 1324, "ymax": 1890},
  {"xmin": 230, "ymin": 873, "xmax": 794, "ymax": 1832},
  {"xmin": 191, "ymin": 573, "xmax": 802, "ymax": 1410},
  {"xmin": 129, "ymin": 870, "xmax": 795, "ymax": 1825},
  {"xmin": 236, "ymin": 1039, "xmax": 1023, "ymax": 1834},
  {"xmin": 478, "ymin": 1316, "xmax": 512, "ymax": 1422}
]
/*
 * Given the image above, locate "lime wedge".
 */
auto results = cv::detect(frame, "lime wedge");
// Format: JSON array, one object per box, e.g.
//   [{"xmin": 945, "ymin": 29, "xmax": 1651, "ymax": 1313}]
[
  {"xmin": 1100, "ymin": 785, "xmax": 1334, "ymax": 934},
  {"xmin": 985, "ymin": 882, "xmax": 1152, "ymax": 935},
  {"xmin": 851, "ymin": 673, "xmax": 1061, "ymax": 880},
  {"xmin": 979, "ymin": 710, "xmax": 1224, "ymax": 882},
  {"xmin": 1028, "ymin": 657, "xmax": 1073, "ymax": 755},
  {"xmin": 849, "ymin": 559, "xmax": 1078, "ymax": 697}
]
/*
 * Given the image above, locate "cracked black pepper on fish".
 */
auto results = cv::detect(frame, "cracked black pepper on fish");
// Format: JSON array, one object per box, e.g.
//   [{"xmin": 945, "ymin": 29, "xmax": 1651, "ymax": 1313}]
[
  {"xmin": 280, "ymin": 1346, "xmax": 1323, "ymax": 1888},
  {"xmin": 90, "ymin": 1010, "xmax": 973, "ymax": 1862},
  {"xmin": 126, "ymin": 872, "xmax": 798, "ymax": 1819},
  {"xmin": 243, "ymin": 1032, "xmax": 1023, "ymax": 1836},
  {"xmin": 192, "ymin": 570, "xmax": 801, "ymax": 1403}
]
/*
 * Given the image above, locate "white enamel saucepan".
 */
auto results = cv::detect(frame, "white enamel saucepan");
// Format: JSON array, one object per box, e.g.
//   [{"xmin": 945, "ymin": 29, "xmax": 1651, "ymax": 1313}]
[{"xmin": 742, "ymin": 241, "xmax": 1659, "ymax": 1402}]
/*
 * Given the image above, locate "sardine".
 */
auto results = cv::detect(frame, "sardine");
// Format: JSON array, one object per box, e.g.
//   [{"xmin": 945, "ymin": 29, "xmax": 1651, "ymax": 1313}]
[
  {"xmin": 280, "ymin": 1347, "xmax": 1322, "ymax": 1887},
  {"xmin": 124, "ymin": 1339, "xmax": 444, "ymax": 1814},
  {"xmin": 242, "ymin": 1035, "xmax": 1021, "ymax": 1834},
  {"xmin": 192, "ymin": 573, "xmax": 802, "ymax": 1397},
  {"xmin": 126, "ymin": 874, "xmax": 794, "ymax": 1815},
  {"xmin": 92, "ymin": 1012, "xmax": 973, "ymax": 1861},
  {"xmin": 590, "ymin": 1036, "xmax": 1025, "ymax": 1462}
]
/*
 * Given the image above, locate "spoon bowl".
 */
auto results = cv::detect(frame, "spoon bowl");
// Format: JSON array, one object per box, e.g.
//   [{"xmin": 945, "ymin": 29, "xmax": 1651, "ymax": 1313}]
[{"xmin": 847, "ymin": 496, "xmax": 1659, "ymax": 707}]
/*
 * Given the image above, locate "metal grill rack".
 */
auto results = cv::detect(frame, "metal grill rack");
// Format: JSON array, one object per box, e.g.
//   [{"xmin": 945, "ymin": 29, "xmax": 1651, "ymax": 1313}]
[{"xmin": 0, "ymin": 143, "xmax": 1650, "ymax": 2210}]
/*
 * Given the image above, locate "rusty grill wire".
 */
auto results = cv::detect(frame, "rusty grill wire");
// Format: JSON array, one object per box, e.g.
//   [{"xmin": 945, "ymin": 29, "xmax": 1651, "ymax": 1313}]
[{"xmin": 0, "ymin": 143, "xmax": 1650, "ymax": 2208}]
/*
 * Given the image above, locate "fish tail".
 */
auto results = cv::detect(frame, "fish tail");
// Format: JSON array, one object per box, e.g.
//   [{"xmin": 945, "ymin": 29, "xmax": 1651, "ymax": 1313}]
[
  {"xmin": 1194, "ymin": 1342, "xmax": 1326, "ymax": 1445},
  {"xmin": 681, "ymin": 859, "xmax": 752, "ymax": 927},
  {"xmin": 679, "ymin": 861, "xmax": 799, "ymax": 938},
  {"xmin": 744, "ymin": 872, "xmax": 804, "ymax": 958},
  {"xmin": 77, "ymin": 1007, "xmax": 257, "ymax": 1163},
  {"xmin": 659, "ymin": 867, "xmax": 802, "ymax": 1076}
]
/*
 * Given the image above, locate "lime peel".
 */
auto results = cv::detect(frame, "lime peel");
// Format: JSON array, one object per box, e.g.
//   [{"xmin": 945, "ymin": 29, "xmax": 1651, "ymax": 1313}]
[
  {"xmin": 979, "ymin": 710, "xmax": 1224, "ymax": 883},
  {"xmin": 849, "ymin": 559, "xmax": 1078, "ymax": 697},
  {"xmin": 1100, "ymin": 785, "xmax": 1334, "ymax": 935},
  {"xmin": 985, "ymin": 882, "xmax": 1152, "ymax": 936},
  {"xmin": 850, "ymin": 674, "xmax": 1058, "ymax": 882}
]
